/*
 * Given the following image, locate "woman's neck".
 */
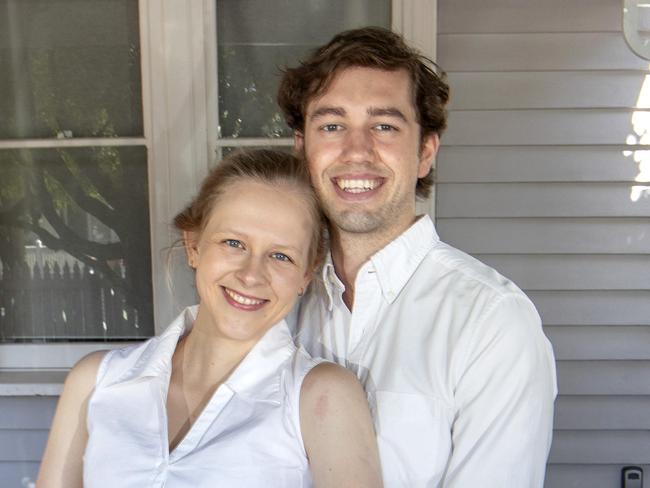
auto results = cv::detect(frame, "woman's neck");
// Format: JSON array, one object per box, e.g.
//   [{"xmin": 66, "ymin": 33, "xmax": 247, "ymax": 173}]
[{"xmin": 174, "ymin": 313, "xmax": 254, "ymax": 390}]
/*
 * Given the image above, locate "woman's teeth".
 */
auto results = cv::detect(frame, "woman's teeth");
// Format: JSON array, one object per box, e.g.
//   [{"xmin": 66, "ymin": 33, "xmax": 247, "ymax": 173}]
[{"xmin": 225, "ymin": 288, "xmax": 264, "ymax": 305}]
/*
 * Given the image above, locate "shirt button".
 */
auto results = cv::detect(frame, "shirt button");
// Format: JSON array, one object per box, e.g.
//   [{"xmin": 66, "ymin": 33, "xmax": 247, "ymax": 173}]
[{"xmin": 387, "ymin": 291, "xmax": 396, "ymax": 300}]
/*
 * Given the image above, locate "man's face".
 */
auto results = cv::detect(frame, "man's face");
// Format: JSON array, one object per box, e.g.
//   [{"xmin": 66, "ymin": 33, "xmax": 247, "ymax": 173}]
[{"xmin": 296, "ymin": 66, "xmax": 438, "ymax": 240}]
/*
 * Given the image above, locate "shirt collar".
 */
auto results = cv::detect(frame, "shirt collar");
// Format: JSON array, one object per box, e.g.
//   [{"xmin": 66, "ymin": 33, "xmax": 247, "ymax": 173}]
[
  {"xmin": 370, "ymin": 215, "xmax": 439, "ymax": 303},
  {"xmin": 108, "ymin": 306, "xmax": 196, "ymax": 385},
  {"xmin": 223, "ymin": 319, "xmax": 294, "ymax": 398},
  {"xmin": 107, "ymin": 306, "xmax": 295, "ymax": 400},
  {"xmin": 320, "ymin": 215, "xmax": 439, "ymax": 308},
  {"xmin": 320, "ymin": 253, "xmax": 344, "ymax": 312}
]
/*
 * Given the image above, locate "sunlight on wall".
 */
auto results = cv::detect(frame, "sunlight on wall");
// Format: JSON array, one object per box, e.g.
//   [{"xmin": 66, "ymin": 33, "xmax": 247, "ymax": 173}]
[{"xmin": 625, "ymin": 68, "xmax": 650, "ymax": 202}]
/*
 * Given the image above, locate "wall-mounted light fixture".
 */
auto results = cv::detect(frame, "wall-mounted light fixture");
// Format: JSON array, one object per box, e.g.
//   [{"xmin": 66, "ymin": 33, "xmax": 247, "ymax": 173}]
[{"xmin": 624, "ymin": 0, "xmax": 650, "ymax": 59}]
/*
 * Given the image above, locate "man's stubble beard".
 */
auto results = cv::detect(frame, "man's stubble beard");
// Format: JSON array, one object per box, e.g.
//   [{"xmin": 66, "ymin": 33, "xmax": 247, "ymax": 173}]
[{"xmin": 320, "ymin": 189, "xmax": 413, "ymax": 237}]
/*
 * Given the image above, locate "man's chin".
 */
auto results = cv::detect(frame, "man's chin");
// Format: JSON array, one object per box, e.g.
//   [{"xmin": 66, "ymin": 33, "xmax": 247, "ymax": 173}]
[{"xmin": 329, "ymin": 210, "xmax": 385, "ymax": 234}]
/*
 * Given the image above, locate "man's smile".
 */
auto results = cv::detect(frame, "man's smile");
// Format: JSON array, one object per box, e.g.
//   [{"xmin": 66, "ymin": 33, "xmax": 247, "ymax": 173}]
[{"xmin": 334, "ymin": 177, "xmax": 383, "ymax": 193}]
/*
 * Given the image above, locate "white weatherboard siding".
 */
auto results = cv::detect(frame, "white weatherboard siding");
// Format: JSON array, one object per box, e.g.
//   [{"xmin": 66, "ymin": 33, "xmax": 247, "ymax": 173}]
[
  {"xmin": 0, "ymin": 397, "xmax": 57, "ymax": 485},
  {"xmin": 438, "ymin": 1, "xmax": 650, "ymax": 487}
]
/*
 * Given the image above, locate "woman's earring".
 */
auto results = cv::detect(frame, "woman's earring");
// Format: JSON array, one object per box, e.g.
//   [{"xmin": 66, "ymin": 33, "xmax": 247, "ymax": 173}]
[
  {"xmin": 189, "ymin": 247, "xmax": 198, "ymax": 268},
  {"xmin": 298, "ymin": 288, "xmax": 304, "ymax": 297}
]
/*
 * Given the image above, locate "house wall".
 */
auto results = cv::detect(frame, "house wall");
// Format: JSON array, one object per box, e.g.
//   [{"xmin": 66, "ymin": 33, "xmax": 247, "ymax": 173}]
[
  {"xmin": 437, "ymin": 0, "xmax": 650, "ymax": 486},
  {"xmin": 0, "ymin": 396, "xmax": 56, "ymax": 486}
]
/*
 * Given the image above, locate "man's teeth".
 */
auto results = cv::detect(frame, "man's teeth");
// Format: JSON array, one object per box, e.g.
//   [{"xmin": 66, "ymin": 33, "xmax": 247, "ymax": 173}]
[
  {"xmin": 225, "ymin": 288, "xmax": 264, "ymax": 306},
  {"xmin": 336, "ymin": 179, "xmax": 379, "ymax": 192}
]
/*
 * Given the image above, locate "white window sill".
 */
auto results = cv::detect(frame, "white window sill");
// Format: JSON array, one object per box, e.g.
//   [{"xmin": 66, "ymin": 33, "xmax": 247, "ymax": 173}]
[{"xmin": 0, "ymin": 370, "xmax": 67, "ymax": 396}]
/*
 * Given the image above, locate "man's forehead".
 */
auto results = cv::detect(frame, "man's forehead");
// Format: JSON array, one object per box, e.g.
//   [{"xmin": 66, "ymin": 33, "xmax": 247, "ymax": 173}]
[{"xmin": 305, "ymin": 66, "xmax": 415, "ymax": 114}]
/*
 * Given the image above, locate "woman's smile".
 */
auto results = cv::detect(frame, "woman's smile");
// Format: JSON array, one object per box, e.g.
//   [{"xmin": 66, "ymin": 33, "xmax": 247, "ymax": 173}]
[{"xmin": 222, "ymin": 286, "xmax": 268, "ymax": 310}]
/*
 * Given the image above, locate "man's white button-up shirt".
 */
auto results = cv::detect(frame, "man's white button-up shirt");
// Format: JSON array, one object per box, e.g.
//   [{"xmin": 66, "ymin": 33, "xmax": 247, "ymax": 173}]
[{"xmin": 293, "ymin": 215, "xmax": 557, "ymax": 487}]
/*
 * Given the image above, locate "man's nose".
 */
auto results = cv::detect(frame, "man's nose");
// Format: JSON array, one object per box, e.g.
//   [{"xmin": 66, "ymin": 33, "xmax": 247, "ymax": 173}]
[{"xmin": 341, "ymin": 128, "xmax": 374, "ymax": 162}]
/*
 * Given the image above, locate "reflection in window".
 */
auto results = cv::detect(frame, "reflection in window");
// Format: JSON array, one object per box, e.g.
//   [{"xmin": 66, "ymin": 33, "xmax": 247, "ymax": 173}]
[
  {"xmin": 1, "ymin": 0, "xmax": 142, "ymax": 139},
  {"xmin": 0, "ymin": 0, "xmax": 151, "ymax": 343},
  {"xmin": 0, "ymin": 147, "xmax": 153, "ymax": 342},
  {"xmin": 216, "ymin": 0, "xmax": 391, "ymax": 139}
]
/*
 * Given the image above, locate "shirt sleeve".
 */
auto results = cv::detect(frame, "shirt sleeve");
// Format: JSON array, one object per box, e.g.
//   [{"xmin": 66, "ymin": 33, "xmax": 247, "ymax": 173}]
[{"xmin": 443, "ymin": 293, "xmax": 557, "ymax": 487}]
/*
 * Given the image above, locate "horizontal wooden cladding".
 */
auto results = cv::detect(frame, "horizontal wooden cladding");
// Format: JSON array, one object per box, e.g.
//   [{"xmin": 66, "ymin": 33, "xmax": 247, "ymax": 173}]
[
  {"xmin": 0, "ymin": 462, "xmax": 39, "ymax": 488},
  {"xmin": 546, "ymin": 464, "xmax": 650, "ymax": 488},
  {"xmin": 438, "ymin": 33, "xmax": 648, "ymax": 71},
  {"xmin": 555, "ymin": 395, "xmax": 650, "ymax": 429},
  {"xmin": 546, "ymin": 326, "xmax": 650, "ymax": 360},
  {"xmin": 437, "ymin": 183, "xmax": 650, "ymax": 218},
  {"xmin": 476, "ymin": 254, "xmax": 650, "ymax": 290},
  {"xmin": 447, "ymin": 71, "xmax": 650, "ymax": 111},
  {"xmin": 436, "ymin": 146, "xmax": 644, "ymax": 183},
  {"xmin": 0, "ymin": 397, "xmax": 57, "ymax": 429},
  {"xmin": 529, "ymin": 291, "xmax": 650, "ymax": 326},
  {"xmin": 0, "ymin": 430, "xmax": 48, "ymax": 462},
  {"xmin": 438, "ymin": 0, "xmax": 620, "ymax": 34},
  {"xmin": 444, "ymin": 109, "xmax": 648, "ymax": 146},
  {"xmin": 436, "ymin": 218, "xmax": 650, "ymax": 254},
  {"xmin": 557, "ymin": 360, "xmax": 650, "ymax": 395},
  {"xmin": 549, "ymin": 430, "xmax": 650, "ymax": 464}
]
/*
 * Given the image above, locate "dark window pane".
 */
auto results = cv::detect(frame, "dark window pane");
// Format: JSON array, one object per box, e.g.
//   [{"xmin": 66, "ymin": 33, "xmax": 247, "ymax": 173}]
[
  {"xmin": 216, "ymin": 0, "xmax": 390, "ymax": 138},
  {"xmin": 0, "ymin": 0, "xmax": 142, "ymax": 139},
  {"xmin": 0, "ymin": 146, "xmax": 153, "ymax": 342},
  {"xmin": 219, "ymin": 145, "xmax": 293, "ymax": 159}
]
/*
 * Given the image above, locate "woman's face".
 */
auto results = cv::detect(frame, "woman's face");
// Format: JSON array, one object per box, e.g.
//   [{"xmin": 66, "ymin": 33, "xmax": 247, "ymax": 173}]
[{"xmin": 186, "ymin": 179, "xmax": 314, "ymax": 344}]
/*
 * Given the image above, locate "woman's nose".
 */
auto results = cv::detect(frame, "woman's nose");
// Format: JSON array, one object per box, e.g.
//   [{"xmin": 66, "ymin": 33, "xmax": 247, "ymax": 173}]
[{"xmin": 234, "ymin": 255, "xmax": 268, "ymax": 287}]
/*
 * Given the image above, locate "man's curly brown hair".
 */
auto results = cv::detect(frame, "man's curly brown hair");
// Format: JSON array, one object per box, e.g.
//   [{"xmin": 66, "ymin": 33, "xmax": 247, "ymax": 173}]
[{"xmin": 277, "ymin": 26, "xmax": 450, "ymax": 199}]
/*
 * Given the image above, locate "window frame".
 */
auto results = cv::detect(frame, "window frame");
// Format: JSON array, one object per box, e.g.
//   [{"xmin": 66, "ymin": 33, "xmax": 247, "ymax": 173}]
[{"xmin": 0, "ymin": 0, "xmax": 436, "ymax": 376}]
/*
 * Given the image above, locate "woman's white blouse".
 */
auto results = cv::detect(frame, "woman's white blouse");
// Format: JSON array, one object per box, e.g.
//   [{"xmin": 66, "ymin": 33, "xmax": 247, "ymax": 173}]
[{"xmin": 83, "ymin": 306, "xmax": 319, "ymax": 487}]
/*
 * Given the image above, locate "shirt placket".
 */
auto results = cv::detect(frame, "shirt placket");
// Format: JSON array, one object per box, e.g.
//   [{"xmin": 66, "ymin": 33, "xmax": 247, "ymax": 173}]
[
  {"xmin": 347, "ymin": 267, "xmax": 382, "ymax": 364},
  {"xmin": 154, "ymin": 386, "xmax": 235, "ymax": 485}
]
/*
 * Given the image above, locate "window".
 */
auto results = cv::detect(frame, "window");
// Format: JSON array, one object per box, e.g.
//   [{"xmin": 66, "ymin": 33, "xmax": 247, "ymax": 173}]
[
  {"xmin": 0, "ymin": 1, "xmax": 153, "ymax": 351},
  {"xmin": 0, "ymin": 0, "xmax": 436, "ymax": 373},
  {"xmin": 215, "ymin": 0, "xmax": 390, "ymax": 151}
]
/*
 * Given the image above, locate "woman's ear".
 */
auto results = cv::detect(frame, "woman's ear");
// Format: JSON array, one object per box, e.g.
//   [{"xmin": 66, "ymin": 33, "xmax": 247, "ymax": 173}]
[
  {"xmin": 183, "ymin": 230, "xmax": 199, "ymax": 268},
  {"xmin": 300, "ymin": 268, "xmax": 314, "ymax": 295}
]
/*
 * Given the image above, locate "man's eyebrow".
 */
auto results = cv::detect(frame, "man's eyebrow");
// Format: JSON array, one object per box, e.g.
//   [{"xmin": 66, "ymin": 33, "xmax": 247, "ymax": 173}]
[
  {"xmin": 309, "ymin": 107, "xmax": 346, "ymax": 120},
  {"xmin": 368, "ymin": 107, "xmax": 408, "ymax": 122}
]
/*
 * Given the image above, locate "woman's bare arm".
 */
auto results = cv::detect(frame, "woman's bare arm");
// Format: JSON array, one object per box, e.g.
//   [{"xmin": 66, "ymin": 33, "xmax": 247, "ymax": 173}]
[
  {"xmin": 300, "ymin": 362, "xmax": 382, "ymax": 488},
  {"xmin": 37, "ymin": 351, "xmax": 106, "ymax": 488}
]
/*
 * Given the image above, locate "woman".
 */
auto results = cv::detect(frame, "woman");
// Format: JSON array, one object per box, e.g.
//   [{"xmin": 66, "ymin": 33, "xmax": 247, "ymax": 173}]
[{"xmin": 37, "ymin": 149, "xmax": 382, "ymax": 487}]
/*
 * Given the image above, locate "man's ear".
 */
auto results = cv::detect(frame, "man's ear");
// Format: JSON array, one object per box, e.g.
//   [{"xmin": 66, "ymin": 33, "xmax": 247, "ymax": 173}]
[
  {"xmin": 294, "ymin": 131, "xmax": 304, "ymax": 152},
  {"xmin": 183, "ymin": 230, "xmax": 199, "ymax": 268},
  {"xmin": 418, "ymin": 133, "xmax": 440, "ymax": 178}
]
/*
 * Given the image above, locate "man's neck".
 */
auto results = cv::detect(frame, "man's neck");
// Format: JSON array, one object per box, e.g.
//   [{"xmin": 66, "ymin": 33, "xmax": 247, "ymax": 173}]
[{"xmin": 330, "ymin": 216, "xmax": 420, "ymax": 310}]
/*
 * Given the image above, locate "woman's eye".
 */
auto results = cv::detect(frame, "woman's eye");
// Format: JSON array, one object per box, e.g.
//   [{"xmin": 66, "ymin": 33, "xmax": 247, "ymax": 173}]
[
  {"xmin": 223, "ymin": 239, "xmax": 243, "ymax": 249},
  {"xmin": 271, "ymin": 252, "xmax": 293, "ymax": 263}
]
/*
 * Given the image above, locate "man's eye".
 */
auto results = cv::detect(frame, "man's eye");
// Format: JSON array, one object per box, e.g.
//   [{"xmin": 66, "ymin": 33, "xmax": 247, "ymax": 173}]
[
  {"xmin": 223, "ymin": 239, "xmax": 244, "ymax": 249},
  {"xmin": 375, "ymin": 124, "xmax": 396, "ymax": 131},
  {"xmin": 321, "ymin": 124, "xmax": 342, "ymax": 132},
  {"xmin": 271, "ymin": 252, "xmax": 293, "ymax": 263}
]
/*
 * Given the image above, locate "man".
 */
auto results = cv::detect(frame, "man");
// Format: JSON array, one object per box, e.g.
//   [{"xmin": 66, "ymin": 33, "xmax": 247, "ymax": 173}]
[{"xmin": 278, "ymin": 27, "xmax": 557, "ymax": 487}]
